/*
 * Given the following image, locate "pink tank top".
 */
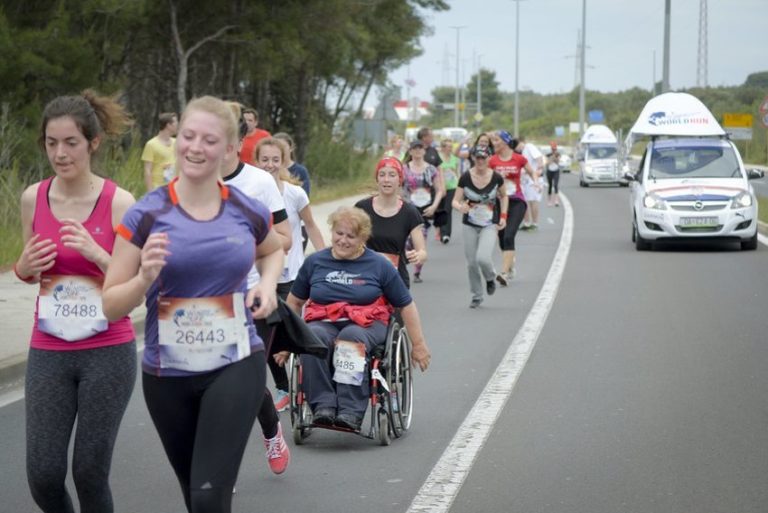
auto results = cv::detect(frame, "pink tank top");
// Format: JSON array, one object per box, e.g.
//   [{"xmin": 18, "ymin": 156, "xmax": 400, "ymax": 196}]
[{"xmin": 30, "ymin": 177, "xmax": 135, "ymax": 350}]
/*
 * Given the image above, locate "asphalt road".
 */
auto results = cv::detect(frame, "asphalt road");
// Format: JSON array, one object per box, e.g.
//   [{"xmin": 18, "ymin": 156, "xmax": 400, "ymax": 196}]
[{"xmin": 2, "ymin": 173, "xmax": 767, "ymax": 513}]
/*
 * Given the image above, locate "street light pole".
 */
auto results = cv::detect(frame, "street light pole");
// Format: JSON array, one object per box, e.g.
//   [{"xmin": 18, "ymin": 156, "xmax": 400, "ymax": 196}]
[
  {"xmin": 578, "ymin": 0, "xmax": 587, "ymax": 137},
  {"xmin": 477, "ymin": 54, "xmax": 482, "ymax": 118},
  {"xmin": 450, "ymin": 26, "xmax": 466, "ymax": 127},
  {"xmin": 513, "ymin": 0, "xmax": 522, "ymax": 135},
  {"xmin": 662, "ymin": 0, "xmax": 671, "ymax": 92}
]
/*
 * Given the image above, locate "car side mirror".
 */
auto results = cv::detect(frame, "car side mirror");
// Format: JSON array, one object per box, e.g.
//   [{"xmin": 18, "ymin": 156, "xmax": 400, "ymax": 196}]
[
  {"xmin": 622, "ymin": 172, "xmax": 636, "ymax": 182},
  {"xmin": 747, "ymin": 168, "xmax": 764, "ymax": 180}
]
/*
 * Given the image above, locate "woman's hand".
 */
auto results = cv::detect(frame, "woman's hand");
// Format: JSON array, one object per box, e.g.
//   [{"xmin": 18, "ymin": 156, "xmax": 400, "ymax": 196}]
[
  {"xmin": 411, "ymin": 340, "xmax": 431, "ymax": 372},
  {"xmin": 273, "ymin": 350, "xmax": 290, "ymax": 367},
  {"xmin": 247, "ymin": 283, "xmax": 278, "ymax": 320},
  {"xmin": 497, "ymin": 218, "xmax": 507, "ymax": 231},
  {"xmin": 455, "ymin": 201, "xmax": 470, "ymax": 214},
  {"xmin": 16, "ymin": 234, "xmax": 57, "ymax": 280},
  {"xmin": 423, "ymin": 204, "xmax": 437, "ymax": 218},
  {"xmin": 138, "ymin": 232, "xmax": 171, "ymax": 287},
  {"xmin": 406, "ymin": 248, "xmax": 427, "ymax": 265},
  {"xmin": 59, "ymin": 219, "xmax": 110, "ymax": 270}
]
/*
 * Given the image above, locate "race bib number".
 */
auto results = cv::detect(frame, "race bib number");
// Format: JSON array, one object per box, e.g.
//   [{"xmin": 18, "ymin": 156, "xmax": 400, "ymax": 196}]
[
  {"xmin": 547, "ymin": 163, "xmax": 560, "ymax": 172},
  {"xmin": 38, "ymin": 275, "xmax": 108, "ymax": 342},
  {"xmin": 410, "ymin": 187, "xmax": 432, "ymax": 208},
  {"xmin": 333, "ymin": 340, "xmax": 367, "ymax": 386},
  {"xmin": 162, "ymin": 164, "xmax": 175, "ymax": 183},
  {"xmin": 157, "ymin": 293, "xmax": 250, "ymax": 372},
  {"xmin": 468, "ymin": 203, "xmax": 494, "ymax": 227},
  {"xmin": 504, "ymin": 179, "xmax": 518, "ymax": 195}
]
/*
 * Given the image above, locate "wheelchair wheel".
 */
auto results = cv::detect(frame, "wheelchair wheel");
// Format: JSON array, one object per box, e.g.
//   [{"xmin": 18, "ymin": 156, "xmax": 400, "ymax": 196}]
[
  {"xmin": 383, "ymin": 321, "xmax": 414, "ymax": 438},
  {"xmin": 288, "ymin": 354, "xmax": 311, "ymax": 445},
  {"xmin": 377, "ymin": 409, "xmax": 391, "ymax": 446}
]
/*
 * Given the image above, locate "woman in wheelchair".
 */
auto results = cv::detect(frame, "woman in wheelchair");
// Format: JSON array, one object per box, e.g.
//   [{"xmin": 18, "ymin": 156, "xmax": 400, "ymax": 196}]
[{"xmin": 284, "ymin": 206, "xmax": 431, "ymax": 432}]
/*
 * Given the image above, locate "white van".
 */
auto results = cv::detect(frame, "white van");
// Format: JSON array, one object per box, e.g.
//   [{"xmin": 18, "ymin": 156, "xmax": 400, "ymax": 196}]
[
  {"xmin": 623, "ymin": 92, "xmax": 763, "ymax": 250},
  {"xmin": 578, "ymin": 124, "xmax": 623, "ymax": 186}
]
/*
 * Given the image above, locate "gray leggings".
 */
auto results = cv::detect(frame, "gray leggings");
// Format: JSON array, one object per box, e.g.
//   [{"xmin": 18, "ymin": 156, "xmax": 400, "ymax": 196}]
[
  {"xmin": 25, "ymin": 342, "xmax": 136, "ymax": 513},
  {"xmin": 462, "ymin": 223, "xmax": 498, "ymax": 301}
]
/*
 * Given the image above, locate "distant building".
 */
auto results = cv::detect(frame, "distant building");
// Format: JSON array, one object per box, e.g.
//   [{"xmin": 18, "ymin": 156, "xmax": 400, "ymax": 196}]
[{"xmin": 393, "ymin": 100, "xmax": 431, "ymax": 121}]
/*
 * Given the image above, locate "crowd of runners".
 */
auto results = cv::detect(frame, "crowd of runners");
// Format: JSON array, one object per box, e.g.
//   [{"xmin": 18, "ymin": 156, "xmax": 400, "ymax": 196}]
[{"xmin": 13, "ymin": 88, "xmax": 559, "ymax": 513}]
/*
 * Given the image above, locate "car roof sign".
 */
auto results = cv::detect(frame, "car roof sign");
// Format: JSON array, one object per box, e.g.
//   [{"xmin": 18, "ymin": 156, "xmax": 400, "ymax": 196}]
[{"xmin": 628, "ymin": 92, "xmax": 725, "ymax": 140}]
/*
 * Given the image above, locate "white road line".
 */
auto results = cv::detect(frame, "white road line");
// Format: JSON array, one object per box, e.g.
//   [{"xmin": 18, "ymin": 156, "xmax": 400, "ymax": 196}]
[
  {"xmin": 758, "ymin": 233, "xmax": 768, "ymax": 247},
  {"xmin": 406, "ymin": 194, "xmax": 575, "ymax": 513}
]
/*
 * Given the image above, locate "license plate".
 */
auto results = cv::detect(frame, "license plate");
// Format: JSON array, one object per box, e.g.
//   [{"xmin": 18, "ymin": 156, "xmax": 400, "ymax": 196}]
[{"xmin": 679, "ymin": 216, "xmax": 718, "ymax": 227}]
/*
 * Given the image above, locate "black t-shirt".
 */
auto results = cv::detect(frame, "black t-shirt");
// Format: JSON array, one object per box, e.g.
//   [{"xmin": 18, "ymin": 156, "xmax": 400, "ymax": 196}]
[
  {"xmin": 424, "ymin": 146, "xmax": 443, "ymax": 168},
  {"xmin": 457, "ymin": 171, "xmax": 503, "ymax": 228},
  {"xmin": 355, "ymin": 196, "xmax": 424, "ymax": 288}
]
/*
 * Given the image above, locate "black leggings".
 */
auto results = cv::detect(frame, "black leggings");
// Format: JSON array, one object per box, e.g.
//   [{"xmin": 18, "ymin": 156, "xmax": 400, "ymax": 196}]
[
  {"xmin": 498, "ymin": 198, "xmax": 528, "ymax": 251},
  {"xmin": 546, "ymin": 170, "xmax": 560, "ymax": 194},
  {"xmin": 143, "ymin": 352, "xmax": 266, "ymax": 513},
  {"xmin": 25, "ymin": 342, "xmax": 136, "ymax": 513}
]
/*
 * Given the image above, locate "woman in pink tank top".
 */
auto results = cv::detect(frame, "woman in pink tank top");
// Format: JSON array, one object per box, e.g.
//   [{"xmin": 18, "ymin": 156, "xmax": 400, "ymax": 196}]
[{"xmin": 14, "ymin": 91, "xmax": 137, "ymax": 513}]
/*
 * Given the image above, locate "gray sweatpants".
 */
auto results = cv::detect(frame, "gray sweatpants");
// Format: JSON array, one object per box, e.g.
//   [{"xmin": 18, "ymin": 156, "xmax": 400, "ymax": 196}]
[
  {"xmin": 25, "ymin": 342, "xmax": 136, "ymax": 513},
  {"xmin": 462, "ymin": 223, "xmax": 498, "ymax": 301}
]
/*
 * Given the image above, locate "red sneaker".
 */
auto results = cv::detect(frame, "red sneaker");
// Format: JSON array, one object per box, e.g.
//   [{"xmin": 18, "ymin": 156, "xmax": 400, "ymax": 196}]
[{"xmin": 264, "ymin": 422, "xmax": 290, "ymax": 474}]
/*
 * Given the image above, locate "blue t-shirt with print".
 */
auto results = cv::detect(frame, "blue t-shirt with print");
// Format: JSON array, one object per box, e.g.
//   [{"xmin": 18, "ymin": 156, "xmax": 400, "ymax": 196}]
[{"xmin": 291, "ymin": 248, "xmax": 412, "ymax": 308}]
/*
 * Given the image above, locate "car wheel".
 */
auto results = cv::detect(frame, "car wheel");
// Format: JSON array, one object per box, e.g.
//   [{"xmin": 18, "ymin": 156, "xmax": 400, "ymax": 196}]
[
  {"xmin": 741, "ymin": 233, "xmax": 758, "ymax": 250},
  {"xmin": 634, "ymin": 218, "xmax": 651, "ymax": 250}
]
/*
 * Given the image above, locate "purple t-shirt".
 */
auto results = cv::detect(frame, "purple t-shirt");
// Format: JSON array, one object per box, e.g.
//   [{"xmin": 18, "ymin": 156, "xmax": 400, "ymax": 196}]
[
  {"xmin": 291, "ymin": 248, "xmax": 412, "ymax": 308},
  {"xmin": 118, "ymin": 180, "xmax": 272, "ymax": 376}
]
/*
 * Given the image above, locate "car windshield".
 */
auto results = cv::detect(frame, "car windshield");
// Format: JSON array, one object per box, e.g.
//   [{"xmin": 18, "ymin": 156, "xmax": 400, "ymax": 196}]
[
  {"xmin": 649, "ymin": 144, "xmax": 740, "ymax": 179},
  {"xmin": 586, "ymin": 145, "xmax": 617, "ymax": 159}
]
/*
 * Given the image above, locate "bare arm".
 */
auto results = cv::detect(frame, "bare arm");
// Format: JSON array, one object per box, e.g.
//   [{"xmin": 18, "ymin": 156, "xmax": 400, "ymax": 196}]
[
  {"xmin": 248, "ymin": 229, "xmax": 284, "ymax": 320},
  {"xmin": 143, "ymin": 161, "xmax": 154, "ymax": 193},
  {"xmin": 273, "ymin": 218, "xmax": 292, "ymax": 253},
  {"xmin": 452, "ymin": 186, "xmax": 469, "ymax": 214},
  {"xmin": 400, "ymin": 301, "xmax": 431, "ymax": 371},
  {"xmin": 298, "ymin": 205, "xmax": 325, "ymax": 251},
  {"xmin": 15, "ymin": 184, "xmax": 57, "ymax": 283},
  {"xmin": 405, "ymin": 225, "xmax": 427, "ymax": 265},
  {"xmin": 286, "ymin": 292, "xmax": 307, "ymax": 314}
]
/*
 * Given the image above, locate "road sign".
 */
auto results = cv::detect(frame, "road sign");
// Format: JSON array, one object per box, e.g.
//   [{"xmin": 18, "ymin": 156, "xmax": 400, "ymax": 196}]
[
  {"xmin": 762, "ymin": 112, "xmax": 768, "ymax": 129},
  {"xmin": 760, "ymin": 95, "xmax": 768, "ymax": 114},
  {"xmin": 473, "ymin": 112, "xmax": 484, "ymax": 122},
  {"xmin": 554, "ymin": 126, "xmax": 565, "ymax": 137},
  {"xmin": 588, "ymin": 110, "xmax": 604, "ymax": 123},
  {"xmin": 723, "ymin": 113, "xmax": 753, "ymax": 128},
  {"xmin": 569, "ymin": 122, "xmax": 581, "ymax": 133},
  {"xmin": 727, "ymin": 127, "xmax": 753, "ymax": 140}
]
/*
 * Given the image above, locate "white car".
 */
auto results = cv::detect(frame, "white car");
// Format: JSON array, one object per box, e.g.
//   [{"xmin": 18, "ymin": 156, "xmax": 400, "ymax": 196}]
[{"xmin": 626, "ymin": 137, "xmax": 762, "ymax": 250}]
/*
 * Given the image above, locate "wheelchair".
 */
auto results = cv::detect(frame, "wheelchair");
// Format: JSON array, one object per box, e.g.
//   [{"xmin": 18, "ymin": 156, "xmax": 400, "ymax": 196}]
[{"xmin": 288, "ymin": 315, "xmax": 414, "ymax": 446}]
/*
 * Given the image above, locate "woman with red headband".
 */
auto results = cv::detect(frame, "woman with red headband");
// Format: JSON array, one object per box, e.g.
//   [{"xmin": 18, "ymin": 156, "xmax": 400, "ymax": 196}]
[{"xmin": 355, "ymin": 157, "xmax": 426, "ymax": 288}]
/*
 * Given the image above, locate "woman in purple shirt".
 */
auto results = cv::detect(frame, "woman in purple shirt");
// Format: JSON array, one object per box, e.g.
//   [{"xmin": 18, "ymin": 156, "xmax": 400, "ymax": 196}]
[{"xmin": 103, "ymin": 96, "xmax": 284, "ymax": 513}]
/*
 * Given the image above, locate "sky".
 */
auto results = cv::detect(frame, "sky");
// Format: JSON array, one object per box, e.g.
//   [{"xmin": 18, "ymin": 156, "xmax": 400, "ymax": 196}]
[{"xmin": 381, "ymin": 0, "xmax": 767, "ymax": 105}]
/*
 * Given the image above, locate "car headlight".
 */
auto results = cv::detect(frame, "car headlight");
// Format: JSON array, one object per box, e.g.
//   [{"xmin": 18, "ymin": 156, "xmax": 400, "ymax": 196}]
[
  {"xmin": 583, "ymin": 164, "xmax": 592, "ymax": 173},
  {"xmin": 730, "ymin": 192, "xmax": 753, "ymax": 209},
  {"xmin": 643, "ymin": 193, "xmax": 667, "ymax": 210}
]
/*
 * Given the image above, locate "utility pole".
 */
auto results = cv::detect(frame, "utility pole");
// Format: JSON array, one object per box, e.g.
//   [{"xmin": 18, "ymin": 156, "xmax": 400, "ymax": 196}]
[
  {"xmin": 662, "ymin": 0, "xmax": 671, "ymax": 92},
  {"xmin": 578, "ymin": 0, "xmax": 587, "ymax": 137},
  {"xmin": 512, "ymin": 0, "xmax": 524, "ymax": 135},
  {"xmin": 696, "ymin": 0, "xmax": 708, "ymax": 87},
  {"xmin": 450, "ymin": 26, "xmax": 466, "ymax": 127},
  {"xmin": 476, "ymin": 54, "xmax": 482, "ymax": 118}
]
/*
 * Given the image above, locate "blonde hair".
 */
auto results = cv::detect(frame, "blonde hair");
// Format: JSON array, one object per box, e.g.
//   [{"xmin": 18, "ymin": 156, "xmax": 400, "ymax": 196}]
[
  {"xmin": 328, "ymin": 206, "xmax": 372, "ymax": 243},
  {"xmin": 181, "ymin": 96, "xmax": 238, "ymax": 145},
  {"xmin": 255, "ymin": 137, "xmax": 301, "ymax": 185}
]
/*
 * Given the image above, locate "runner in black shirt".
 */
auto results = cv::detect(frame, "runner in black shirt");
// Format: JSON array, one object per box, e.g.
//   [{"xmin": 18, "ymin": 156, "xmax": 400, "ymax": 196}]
[{"xmin": 356, "ymin": 157, "xmax": 426, "ymax": 288}]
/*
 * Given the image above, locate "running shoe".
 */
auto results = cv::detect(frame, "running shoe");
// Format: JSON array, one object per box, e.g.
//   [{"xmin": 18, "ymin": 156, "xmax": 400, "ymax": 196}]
[
  {"xmin": 486, "ymin": 280, "xmax": 496, "ymax": 296},
  {"xmin": 273, "ymin": 389, "xmax": 290, "ymax": 412},
  {"xmin": 496, "ymin": 273, "xmax": 509, "ymax": 287},
  {"xmin": 441, "ymin": 235, "xmax": 450, "ymax": 244},
  {"xmin": 469, "ymin": 298, "xmax": 483, "ymax": 309},
  {"xmin": 264, "ymin": 422, "xmax": 290, "ymax": 475},
  {"xmin": 413, "ymin": 273, "xmax": 423, "ymax": 283}
]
